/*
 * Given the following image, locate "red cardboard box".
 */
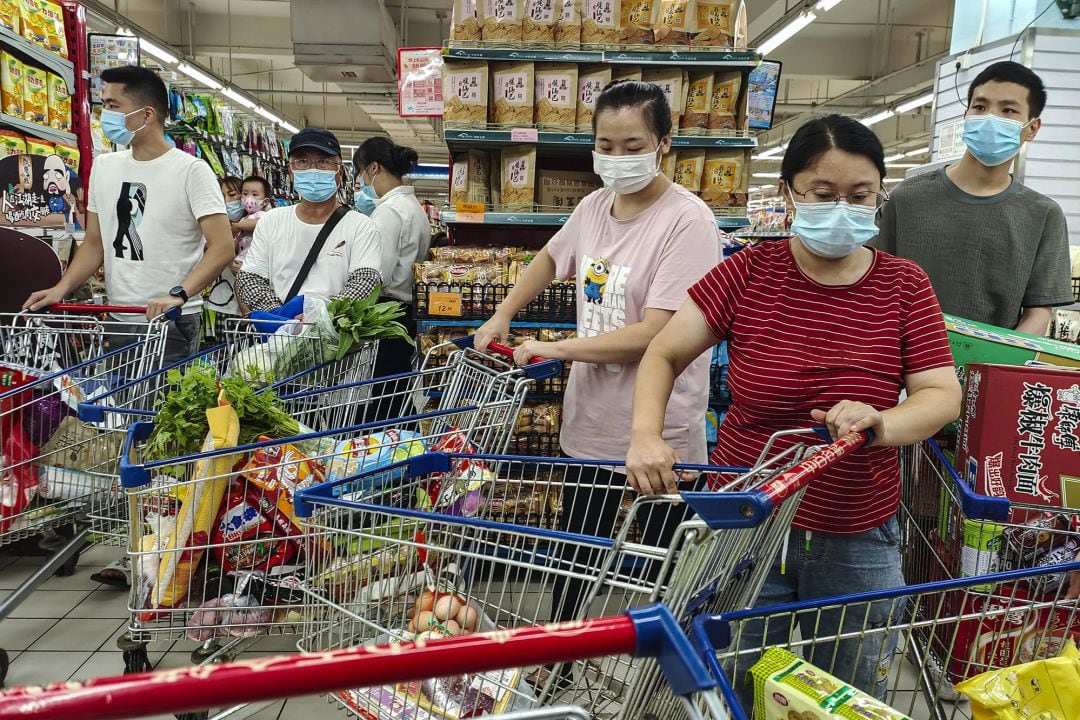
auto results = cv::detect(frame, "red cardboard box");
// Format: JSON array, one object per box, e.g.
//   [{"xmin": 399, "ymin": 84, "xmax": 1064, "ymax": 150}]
[{"xmin": 957, "ymin": 364, "xmax": 1080, "ymax": 511}]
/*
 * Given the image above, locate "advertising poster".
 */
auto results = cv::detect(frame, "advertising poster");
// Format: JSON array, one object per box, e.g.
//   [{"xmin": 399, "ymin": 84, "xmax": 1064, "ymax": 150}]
[
  {"xmin": 398, "ymin": 47, "xmax": 444, "ymax": 117},
  {"xmin": 747, "ymin": 60, "xmax": 782, "ymax": 131},
  {"xmin": 89, "ymin": 34, "xmax": 141, "ymax": 104}
]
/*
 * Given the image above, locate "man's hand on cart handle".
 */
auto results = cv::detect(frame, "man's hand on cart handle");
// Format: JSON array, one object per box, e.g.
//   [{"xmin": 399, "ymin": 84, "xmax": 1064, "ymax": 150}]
[
  {"xmin": 811, "ymin": 401, "xmax": 883, "ymax": 446},
  {"xmin": 23, "ymin": 286, "xmax": 67, "ymax": 312}
]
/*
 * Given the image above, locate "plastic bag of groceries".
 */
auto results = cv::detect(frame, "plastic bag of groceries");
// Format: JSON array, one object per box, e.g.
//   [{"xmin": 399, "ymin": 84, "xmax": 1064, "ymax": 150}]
[{"xmin": 957, "ymin": 639, "xmax": 1080, "ymax": 720}]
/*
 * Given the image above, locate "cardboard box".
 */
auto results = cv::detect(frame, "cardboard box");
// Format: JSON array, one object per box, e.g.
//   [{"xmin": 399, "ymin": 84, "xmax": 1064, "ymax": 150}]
[
  {"xmin": 946, "ymin": 314, "xmax": 1080, "ymax": 374},
  {"xmin": 537, "ymin": 169, "xmax": 600, "ymax": 210},
  {"xmin": 956, "ymin": 363, "xmax": 1080, "ymax": 512},
  {"xmin": 449, "ymin": 149, "xmax": 491, "ymax": 207}
]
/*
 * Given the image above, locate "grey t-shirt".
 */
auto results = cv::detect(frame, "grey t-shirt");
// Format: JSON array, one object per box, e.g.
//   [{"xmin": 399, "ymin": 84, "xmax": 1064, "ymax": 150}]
[{"xmin": 873, "ymin": 168, "xmax": 1072, "ymax": 329}]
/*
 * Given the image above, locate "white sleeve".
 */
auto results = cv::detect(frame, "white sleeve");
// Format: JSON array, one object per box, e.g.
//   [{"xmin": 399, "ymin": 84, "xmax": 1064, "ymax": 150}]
[
  {"xmin": 347, "ymin": 215, "xmax": 384, "ymax": 278},
  {"xmin": 370, "ymin": 204, "xmax": 404, "ymax": 287},
  {"xmin": 242, "ymin": 211, "xmax": 272, "ymax": 280},
  {"xmin": 185, "ymin": 159, "xmax": 228, "ymax": 220}
]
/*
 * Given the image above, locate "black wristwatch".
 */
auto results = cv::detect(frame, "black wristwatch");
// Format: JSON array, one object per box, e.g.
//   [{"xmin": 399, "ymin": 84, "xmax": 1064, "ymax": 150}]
[{"xmin": 169, "ymin": 285, "xmax": 189, "ymax": 303}]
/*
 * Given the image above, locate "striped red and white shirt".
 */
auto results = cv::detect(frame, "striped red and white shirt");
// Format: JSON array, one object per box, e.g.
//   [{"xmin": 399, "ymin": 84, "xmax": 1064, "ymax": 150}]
[{"xmin": 688, "ymin": 240, "xmax": 954, "ymax": 534}]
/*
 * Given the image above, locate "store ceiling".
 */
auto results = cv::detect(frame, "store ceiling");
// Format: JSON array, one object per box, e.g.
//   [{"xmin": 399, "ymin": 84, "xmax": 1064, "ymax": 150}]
[{"xmin": 92, "ymin": 0, "xmax": 954, "ymax": 171}]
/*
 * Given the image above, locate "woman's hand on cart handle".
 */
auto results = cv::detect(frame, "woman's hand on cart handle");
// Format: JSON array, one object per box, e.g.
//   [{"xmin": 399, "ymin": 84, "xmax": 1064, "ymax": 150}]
[
  {"xmin": 626, "ymin": 432, "xmax": 682, "ymax": 496},
  {"xmin": 473, "ymin": 315, "xmax": 511, "ymax": 352},
  {"xmin": 811, "ymin": 401, "xmax": 883, "ymax": 446},
  {"xmin": 508, "ymin": 339, "xmax": 558, "ymax": 366}
]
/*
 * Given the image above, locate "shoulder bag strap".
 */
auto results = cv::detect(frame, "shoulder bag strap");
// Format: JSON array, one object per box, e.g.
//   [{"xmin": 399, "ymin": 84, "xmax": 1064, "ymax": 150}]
[{"xmin": 283, "ymin": 205, "xmax": 351, "ymax": 304}]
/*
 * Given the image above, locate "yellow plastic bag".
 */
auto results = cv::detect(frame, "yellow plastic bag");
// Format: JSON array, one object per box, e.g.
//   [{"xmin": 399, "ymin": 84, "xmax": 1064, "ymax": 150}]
[{"xmin": 956, "ymin": 640, "xmax": 1080, "ymax": 720}]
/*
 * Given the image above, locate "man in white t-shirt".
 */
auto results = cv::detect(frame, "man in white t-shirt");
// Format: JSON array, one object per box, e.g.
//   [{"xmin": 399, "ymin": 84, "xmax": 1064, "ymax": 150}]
[
  {"xmin": 24, "ymin": 65, "xmax": 233, "ymax": 363},
  {"xmin": 236, "ymin": 129, "xmax": 383, "ymax": 311}
]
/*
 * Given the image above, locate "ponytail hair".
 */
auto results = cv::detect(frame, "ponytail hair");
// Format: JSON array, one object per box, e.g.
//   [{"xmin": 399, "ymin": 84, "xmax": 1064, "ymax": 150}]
[{"xmin": 354, "ymin": 137, "xmax": 418, "ymax": 179}]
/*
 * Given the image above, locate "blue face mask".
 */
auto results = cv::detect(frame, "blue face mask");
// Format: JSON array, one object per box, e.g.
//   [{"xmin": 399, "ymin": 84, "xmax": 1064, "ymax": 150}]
[
  {"xmin": 962, "ymin": 114, "xmax": 1028, "ymax": 167},
  {"xmin": 101, "ymin": 107, "xmax": 147, "ymax": 146},
  {"xmin": 354, "ymin": 174, "xmax": 378, "ymax": 215},
  {"xmin": 790, "ymin": 197, "xmax": 881, "ymax": 259},
  {"xmin": 225, "ymin": 200, "xmax": 245, "ymax": 221},
  {"xmin": 293, "ymin": 169, "xmax": 339, "ymax": 202}
]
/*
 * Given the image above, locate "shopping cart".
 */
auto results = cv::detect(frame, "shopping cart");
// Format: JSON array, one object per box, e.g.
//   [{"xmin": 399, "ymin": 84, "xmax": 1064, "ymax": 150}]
[
  {"xmin": 0, "ymin": 604, "xmax": 729, "ymax": 720},
  {"xmin": 692, "ymin": 561, "xmax": 1080, "ymax": 720},
  {"xmin": 293, "ymin": 428, "xmax": 874, "ymax": 720},
  {"xmin": 107, "ymin": 340, "xmax": 560, "ymax": 676}
]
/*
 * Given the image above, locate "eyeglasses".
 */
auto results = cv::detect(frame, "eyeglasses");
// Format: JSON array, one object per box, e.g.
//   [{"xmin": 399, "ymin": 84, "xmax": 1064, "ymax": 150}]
[
  {"xmin": 290, "ymin": 157, "xmax": 341, "ymax": 171},
  {"xmin": 791, "ymin": 186, "xmax": 889, "ymax": 209}
]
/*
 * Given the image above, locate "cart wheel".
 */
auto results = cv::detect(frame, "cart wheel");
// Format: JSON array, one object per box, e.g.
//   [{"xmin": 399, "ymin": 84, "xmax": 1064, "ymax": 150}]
[
  {"xmin": 55, "ymin": 550, "xmax": 80, "ymax": 577},
  {"xmin": 0, "ymin": 648, "xmax": 9, "ymax": 687},
  {"xmin": 123, "ymin": 647, "xmax": 151, "ymax": 674}
]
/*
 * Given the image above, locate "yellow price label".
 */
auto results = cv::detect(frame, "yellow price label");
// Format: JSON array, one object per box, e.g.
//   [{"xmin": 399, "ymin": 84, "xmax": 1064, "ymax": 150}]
[
  {"xmin": 455, "ymin": 202, "xmax": 485, "ymax": 214},
  {"xmin": 429, "ymin": 291, "xmax": 463, "ymax": 317}
]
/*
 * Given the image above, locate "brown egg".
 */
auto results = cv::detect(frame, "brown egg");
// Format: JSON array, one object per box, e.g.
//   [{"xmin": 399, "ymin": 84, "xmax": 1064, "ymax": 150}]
[
  {"xmin": 415, "ymin": 590, "xmax": 436, "ymax": 614},
  {"xmin": 456, "ymin": 604, "xmax": 479, "ymax": 631},
  {"xmin": 443, "ymin": 619, "xmax": 462, "ymax": 635},
  {"xmin": 414, "ymin": 610, "xmax": 438, "ymax": 631},
  {"xmin": 433, "ymin": 595, "xmax": 463, "ymax": 622}
]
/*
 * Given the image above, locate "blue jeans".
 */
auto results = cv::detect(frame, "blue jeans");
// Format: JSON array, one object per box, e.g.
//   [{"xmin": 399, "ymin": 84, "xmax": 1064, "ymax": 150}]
[{"xmin": 730, "ymin": 517, "xmax": 906, "ymax": 708}]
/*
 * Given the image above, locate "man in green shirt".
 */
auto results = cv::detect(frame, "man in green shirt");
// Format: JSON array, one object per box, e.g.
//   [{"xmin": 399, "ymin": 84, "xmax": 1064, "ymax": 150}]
[{"xmin": 874, "ymin": 61, "xmax": 1072, "ymax": 334}]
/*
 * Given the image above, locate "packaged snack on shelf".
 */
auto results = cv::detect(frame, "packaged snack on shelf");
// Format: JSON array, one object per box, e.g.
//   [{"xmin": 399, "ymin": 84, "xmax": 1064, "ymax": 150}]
[
  {"xmin": 494, "ymin": 145, "xmax": 536, "ymax": 212},
  {"xmin": 37, "ymin": 0, "xmax": 67, "ymax": 57},
  {"xmin": 660, "ymin": 150, "xmax": 676, "ymax": 179},
  {"xmin": 575, "ymin": 64, "xmax": 611, "ymax": 131},
  {"xmin": 693, "ymin": 0, "xmax": 735, "ymax": 47},
  {"xmin": 0, "ymin": 51, "xmax": 24, "ymax": 118},
  {"xmin": 554, "ymin": 0, "xmax": 581, "ymax": 47},
  {"xmin": 534, "ymin": 62, "xmax": 578, "ymax": 130},
  {"xmin": 611, "ymin": 65, "xmax": 642, "ymax": 83},
  {"xmin": 52, "ymin": 141, "xmax": 78, "ymax": 170},
  {"xmin": 24, "ymin": 136, "xmax": 52, "ymax": 156},
  {"xmin": 490, "ymin": 61, "xmax": 534, "ymax": 126},
  {"xmin": 45, "ymin": 72, "xmax": 68, "ymax": 131},
  {"xmin": 21, "ymin": 64, "xmax": 46, "ymax": 124},
  {"xmin": 699, "ymin": 149, "xmax": 747, "ymax": 208},
  {"xmin": 643, "ymin": 67, "xmax": 686, "ymax": 131},
  {"xmin": 620, "ymin": 0, "xmax": 658, "ymax": 45},
  {"xmin": 537, "ymin": 169, "xmax": 601, "ymax": 210},
  {"xmin": 582, "ymin": 0, "xmax": 621, "ymax": 48},
  {"xmin": 0, "ymin": 129, "xmax": 24, "ymax": 156},
  {"xmin": 450, "ymin": 0, "xmax": 482, "ymax": 42},
  {"xmin": 442, "ymin": 61, "xmax": 489, "ymax": 127},
  {"xmin": 523, "ymin": 0, "xmax": 557, "ymax": 44},
  {"xmin": 480, "ymin": 0, "xmax": 524, "ymax": 42},
  {"xmin": 673, "ymin": 149, "xmax": 705, "ymax": 192},
  {"xmin": 0, "ymin": 0, "xmax": 18, "ymax": 31},
  {"xmin": 654, "ymin": 0, "xmax": 694, "ymax": 46},
  {"xmin": 680, "ymin": 70, "xmax": 713, "ymax": 134},
  {"xmin": 449, "ymin": 148, "xmax": 491, "ymax": 206},
  {"xmin": 708, "ymin": 71, "xmax": 741, "ymax": 133}
]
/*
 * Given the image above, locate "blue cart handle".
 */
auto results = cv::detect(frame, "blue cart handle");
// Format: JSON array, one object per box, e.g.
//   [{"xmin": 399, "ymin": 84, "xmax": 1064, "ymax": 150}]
[{"xmin": 927, "ymin": 439, "xmax": 1011, "ymax": 522}]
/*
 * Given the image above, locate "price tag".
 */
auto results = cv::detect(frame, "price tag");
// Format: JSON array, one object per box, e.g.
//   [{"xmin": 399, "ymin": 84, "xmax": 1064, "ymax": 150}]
[
  {"xmin": 429, "ymin": 291, "xmax": 463, "ymax": 317},
  {"xmin": 454, "ymin": 202, "xmax": 486, "ymax": 223},
  {"xmin": 511, "ymin": 127, "xmax": 539, "ymax": 142}
]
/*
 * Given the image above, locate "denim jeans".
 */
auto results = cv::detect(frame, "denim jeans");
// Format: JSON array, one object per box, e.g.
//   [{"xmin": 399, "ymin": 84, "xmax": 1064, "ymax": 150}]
[{"xmin": 730, "ymin": 516, "xmax": 906, "ymax": 709}]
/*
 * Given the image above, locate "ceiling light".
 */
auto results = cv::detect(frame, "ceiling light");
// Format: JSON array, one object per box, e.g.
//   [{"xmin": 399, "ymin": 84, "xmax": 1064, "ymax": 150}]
[
  {"xmin": 861, "ymin": 109, "xmax": 894, "ymax": 127},
  {"xmin": 140, "ymin": 38, "xmax": 178, "ymax": 66},
  {"xmin": 177, "ymin": 63, "xmax": 222, "ymax": 90},
  {"xmin": 758, "ymin": 11, "xmax": 817, "ymax": 56},
  {"xmin": 748, "ymin": 186, "xmax": 760, "ymax": 192},
  {"xmin": 884, "ymin": 178, "xmax": 904, "ymax": 184},
  {"xmin": 755, "ymin": 144, "xmax": 787, "ymax": 159},
  {"xmin": 255, "ymin": 106, "xmax": 282, "ymax": 124},
  {"xmin": 883, "ymin": 153, "xmax": 905, "ymax": 162},
  {"xmin": 758, "ymin": 184, "xmax": 776, "ymax": 190},
  {"xmin": 886, "ymin": 162, "xmax": 919, "ymax": 168},
  {"xmin": 904, "ymin": 147, "xmax": 929, "ymax": 157},
  {"xmin": 896, "ymin": 92, "xmax": 934, "ymax": 114},
  {"xmin": 752, "ymin": 172, "xmax": 782, "ymax": 178},
  {"xmin": 751, "ymin": 154, "xmax": 782, "ymax": 161},
  {"xmin": 815, "ymin": 0, "xmax": 844, "ymax": 10},
  {"xmin": 221, "ymin": 87, "xmax": 256, "ymax": 110},
  {"xmin": 281, "ymin": 121, "xmax": 300, "ymax": 134},
  {"xmin": 116, "ymin": 26, "xmax": 134, "ymax": 36}
]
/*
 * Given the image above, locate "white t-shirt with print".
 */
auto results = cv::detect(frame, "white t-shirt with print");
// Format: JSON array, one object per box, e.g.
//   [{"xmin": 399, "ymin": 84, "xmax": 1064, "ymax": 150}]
[
  {"xmin": 242, "ymin": 205, "xmax": 383, "ymax": 303},
  {"xmin": 371, "ymin": 185, "xmax": 431, "ymax": 303},
  {"xmin": 87, "ymin": 148, "xmax": 226, "ymax": 316}
]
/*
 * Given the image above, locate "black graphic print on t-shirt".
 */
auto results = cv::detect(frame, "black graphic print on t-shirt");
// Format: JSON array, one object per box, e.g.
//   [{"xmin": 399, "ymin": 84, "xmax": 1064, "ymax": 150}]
[{"xmin": 114, "ymin": 181, "xmax": 147, "ymax": 260}]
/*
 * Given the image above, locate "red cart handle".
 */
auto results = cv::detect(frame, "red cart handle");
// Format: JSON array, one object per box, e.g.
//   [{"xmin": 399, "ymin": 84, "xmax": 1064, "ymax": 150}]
[
  {"xmin": 486, "ymin": 339, "xmax": 547, "ymax": 365},
  {"xmin": 42, "ymin": 304, "xmax": 181, "ymax": 321}
]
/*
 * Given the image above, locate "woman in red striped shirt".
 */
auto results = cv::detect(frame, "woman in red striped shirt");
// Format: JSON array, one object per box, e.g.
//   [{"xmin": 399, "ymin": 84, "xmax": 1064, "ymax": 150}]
[{"xmin": 626, "ymin": 114, "xmax": 962, "ymax": 701}]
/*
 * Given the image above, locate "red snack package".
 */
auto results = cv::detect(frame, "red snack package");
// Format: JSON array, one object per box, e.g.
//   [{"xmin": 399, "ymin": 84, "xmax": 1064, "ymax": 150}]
[
  {"xmin": 1, "ymin": 421, "xmax": 40, "ymax": 533},
  {"xmin": 211, "ymin": 479, "xmax": 299, "ymax": 574},
  {"xmin": 236, "ymin": 439, "xmax": 325, "ymax": 529}
]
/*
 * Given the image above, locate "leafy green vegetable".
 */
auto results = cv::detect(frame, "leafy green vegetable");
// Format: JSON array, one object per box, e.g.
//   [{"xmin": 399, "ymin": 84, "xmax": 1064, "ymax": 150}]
[{"xmin": 328, "ymin": 288, "xmax": 414, "ymax": 361}]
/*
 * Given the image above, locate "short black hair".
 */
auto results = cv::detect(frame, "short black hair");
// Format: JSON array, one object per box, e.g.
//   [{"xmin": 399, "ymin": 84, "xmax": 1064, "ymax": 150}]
[
  {"xmin": 354, "ymin": 137, "xmax": 418, "ymax": 178},
  {"xmin": 968, "ymin": 61, "xmax": 1047, "ymax": 118},
  {"xmin": 592, "ymin": 80, "xmax": 672, "ymax": 141},
  {"xmin": 242, "ymin": 175, "xmax": 274, "ymax": 200},
  {"xmin": 100, "ymin": 65, "xmax": 170, "ymax": 120},
  {"xmin": 780, "ymin": 114, "xmax": 886, "ymax": 185}
]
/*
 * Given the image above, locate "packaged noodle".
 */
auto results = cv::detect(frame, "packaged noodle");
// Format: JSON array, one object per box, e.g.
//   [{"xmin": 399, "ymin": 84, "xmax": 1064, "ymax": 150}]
[
  {"xmin": 611, "ymin": 65, "xmax": 642, "ymax": 84},
  {"xmin": 0, "ymin": 0, "xmax": 18, "ymax": 31},
  {"xmin": 480, "ymin": 0, "xmax": 524, "ymax": 42},
  {"xmin": 582, "ymin": 0, "xmax": 620, "ymax": 48},
  {"xmin": 576, "ymin": 64, "xmax": 611, "ymax": 131},
  {"xmin": 693, "ymin": 0, "xmax": 734, "ymax": 47},
  {"xmin": 642, "ymin": 67, "xmax": 685, "ymax": 131},
  {"xmin": 699, "ymin": 149, "xmax": 746, "ymax": 208},
  {"xmin": 655, "ymin": 0, "xmax": 693, "ymax": 46},
  {"xmin": 22, "ymin": 64, "xmax": 46, "ymax": 124},
  {"xmin": 25, "ymin": 136, "xmax": 52, "ymax": 156},
  {"xmin": 534, "ymin": 62, "xmax": 577, "ymax": 130},
  {"xmin": 0, "ymin": 129, "xmax": 25, "ymax": 157},
  {"xmin": 620, "ymin": 0, "xmax": 657, "ymax": 45},
  {"xmin": 53, "ymin": 141, "xmax": 78, "ymax": 171},
  {"xmin": 46, "ymin": 73, "xmax": 69, "ymax": 131},
  {"xmin": 554, "ymin": 0, "xmax": 581, "ymax": 48},
  {"xmin": 442, "ymin": 61, "xmax": 489, "ymax": 127},
  {"xmin": 660, "ymin": 150, "xmax": 676, "ymax": 180},
  {"xmin": 496, "ymin": 145, "xmax": 536, "ymax": 212},
  {"xmin": 450, "ymin": 0, "xmax": 482, "ymax": 42},
  {"xmin": 0, "ymin": 51, "xmax": 24, "ymax": 118},
  {"xmin": 523, "ymin": 0, "xmax": 557, "ymax": 44},
  {"xmin": 680, "ymin": 71, "xmax": 713, "ymax": 134},
  {"xmin": 707, "ymin": 71, "xmax": 741, "ymax": 133},
  {"xmin": 673, "ymin": 149, "xmax": 705, "ymax": 192},
  {"xmin": 490, "ymin": 62, "xmax": 534, "ymax": 126}
]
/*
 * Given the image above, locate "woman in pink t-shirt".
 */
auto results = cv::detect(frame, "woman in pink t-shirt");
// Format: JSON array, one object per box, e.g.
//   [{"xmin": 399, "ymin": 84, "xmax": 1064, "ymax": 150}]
[{"xmin": 474, "ymin": 81, "xmax": 720, "ymax": 643}]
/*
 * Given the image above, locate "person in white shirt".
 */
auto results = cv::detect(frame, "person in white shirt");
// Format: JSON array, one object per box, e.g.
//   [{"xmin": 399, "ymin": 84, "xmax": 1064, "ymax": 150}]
[
  {"xmin": 24, "ymin": 65, "xmax": 234, "ymax": 364},
  {"xmin": 353, "ymin": 137, "xmax": 430, "ymax": 388},
  {"xmin": 236, "ymin": 128, "xmax": 382, "ymax": 312}
]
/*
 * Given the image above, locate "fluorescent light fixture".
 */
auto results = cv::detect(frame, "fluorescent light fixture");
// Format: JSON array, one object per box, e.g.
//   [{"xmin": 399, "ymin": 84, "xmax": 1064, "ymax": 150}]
[
  {"xmin": 751, "ymin": 154, "xmax": 782, "ymax": 161},
  {"xmin": 752, "ymin": 172, "xmax": 782, "ymax": 178},
  {"xmin": 281, "ymin": 121, "xmax": 300, "ymax": 134},
  {"xmin": 748, "ymin": 186, "xmax": 760, "ymax": 192},
  {"xmin": 815, "ymin": 0, "xmax": 844, "ymax": 10},
  {"xmin": 861, "ymin": 109, "xmax": 894, "ymax": 127},
  {"xmin": 884, "ymin": 177, "xmax": 904, "ymax": 184},
  {"xmin": 255, "ymin": 106, "xmax": 283, "ymax": 124},
  {"xmin": 755, "ymin": 144, "xmax": 787, "ymax": 159},
  {"xmin": 758, "ymin": 11, "xmax": 817, "ymax": 56},
  {"xmin": 886, "ymin": 162, "xmax": 919, "ymax": 168},
  {"xmin": 883, "ymin": 153, "xmax": 905, "ymax": 162},
  {"xmin": 221, "ymin": 87, "xmax": 256, "ymax": 110},
  {"xmin": 896, "ymin": 92, "xmax": 934, "ymax": 114},
  {"xmin": 116, "ymin": 26, "xmax": 134, "ymax": 36},
  {"xmin": 758, "ymin": 184, "xmax": 776, "ymax": 190},
  {"xmin": 904, "ymin": 147, "xmax": 929, "ymax": 157},
  {"xmin": 140, "ymin": 38, "xmax": 178, "ymax": 66},
  {"xmin": 177, "ymin": 63, "xmax": 222, "ymax": 90}
]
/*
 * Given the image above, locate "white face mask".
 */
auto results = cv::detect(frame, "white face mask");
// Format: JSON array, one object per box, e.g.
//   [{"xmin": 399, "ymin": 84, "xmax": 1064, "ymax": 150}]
[{"xmin": 592, "ymin": 145, "xmax": 663, "ymax": 195}]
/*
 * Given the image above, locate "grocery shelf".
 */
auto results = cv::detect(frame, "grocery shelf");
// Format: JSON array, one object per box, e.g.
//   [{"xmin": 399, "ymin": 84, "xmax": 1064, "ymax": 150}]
[
  {"xmin": 442, "ymin": 208, "xmax": 749, "ymax": 229},
  {"xmin": 444, "ymin": 128, "xmax": 756, "ymax": 151},
  {"xmin": 443, "ymin": 45, "xmax": 761, "ymax": 68},
  {"xmin": 0, "ymin": 26, "xmax": 75, "ymax": 90},
  {"xmin": 417, "ymin": 320, "xmax": 577, "ymax": 331},
  {"xmin": 0, "ymin": 112, "xmax": 76, "ymax": 145}
]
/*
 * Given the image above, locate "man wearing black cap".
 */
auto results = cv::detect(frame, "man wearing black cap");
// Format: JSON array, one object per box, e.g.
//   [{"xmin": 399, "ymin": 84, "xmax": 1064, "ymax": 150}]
[{"xmin": 237, "ymin": 128, "xmax": 383, "ymax": 312}]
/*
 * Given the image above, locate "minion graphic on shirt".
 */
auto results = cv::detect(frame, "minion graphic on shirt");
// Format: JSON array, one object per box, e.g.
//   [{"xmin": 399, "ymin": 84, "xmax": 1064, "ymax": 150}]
[{"xmin": 583, "ymin": 257, "xmax": 610, "ymax": 304}]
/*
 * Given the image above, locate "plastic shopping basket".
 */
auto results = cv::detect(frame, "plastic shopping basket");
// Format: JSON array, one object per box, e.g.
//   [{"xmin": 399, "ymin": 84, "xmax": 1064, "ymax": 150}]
[
  {"xmin": 0, "ymin": 603, "xmax": 730, "ymax": 720},
  {"xmin": 292, "ymin": 429, "xmax": 874, "ymax": 720},
  {"xmin": 692, "ymin": 560, "xmax": 1080, "ymax": 720}
]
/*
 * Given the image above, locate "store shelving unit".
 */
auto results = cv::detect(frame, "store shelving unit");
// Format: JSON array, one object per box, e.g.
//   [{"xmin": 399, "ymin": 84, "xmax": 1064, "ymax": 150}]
[
  {"xmin": 0, "ymin": 111, "xmax": 76, "ymax": 146},
  {"xmin": 0, "ymin": 25, "xmax": 75, "ymax": 90}
]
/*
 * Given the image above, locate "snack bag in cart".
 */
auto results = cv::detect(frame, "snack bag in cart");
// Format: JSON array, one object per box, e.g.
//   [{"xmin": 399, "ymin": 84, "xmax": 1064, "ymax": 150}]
[{"xmin": 957, "ymin": 639, "xmax": 1080, "ymax": 719}]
